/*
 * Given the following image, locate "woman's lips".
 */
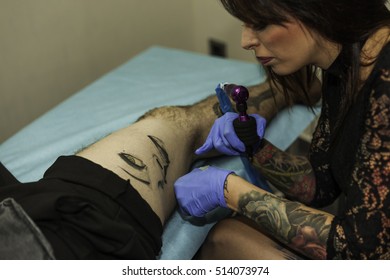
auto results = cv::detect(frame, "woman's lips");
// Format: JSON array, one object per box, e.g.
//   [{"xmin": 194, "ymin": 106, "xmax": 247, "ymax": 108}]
[{"xmin": 257, "ymin": 57, "xmax": 274, "ymax": 65}]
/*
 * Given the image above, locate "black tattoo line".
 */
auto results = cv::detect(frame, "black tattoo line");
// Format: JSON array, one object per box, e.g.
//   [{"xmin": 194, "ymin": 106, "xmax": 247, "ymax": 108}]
[
  {"xmin": 238, "ymin": 191, "xmax": 330, "ymax": 259},
  {"xmin": 148, "ymin": 135, "xmax": 170, "ymax": 189},
  {"xmin": 118, "ymin": 152, "xmax": 151, "ymax": 185}
]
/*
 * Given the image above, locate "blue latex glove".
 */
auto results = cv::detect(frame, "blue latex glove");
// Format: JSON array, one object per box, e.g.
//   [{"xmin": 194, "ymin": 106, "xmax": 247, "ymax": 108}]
[
  {"xmin": 174, "ymin": 166, "xmax": 234, "ymax": 217},
  {"xmin": 195, "ymin": 112, "xmax": 266, "ymax": 156}
]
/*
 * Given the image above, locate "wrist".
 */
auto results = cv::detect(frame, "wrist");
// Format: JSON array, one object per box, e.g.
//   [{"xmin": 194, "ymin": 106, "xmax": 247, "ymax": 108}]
[
  {"xmin": 224, "ymin": 174, "xmax": 268, "ymax": 211},
  {"xmin": 219, "ymin": 171, "xmax": 235, "ymax": 208},
  {"xmin": 223, "ymin": 173, "xmax": 239, "ymax": 210}
]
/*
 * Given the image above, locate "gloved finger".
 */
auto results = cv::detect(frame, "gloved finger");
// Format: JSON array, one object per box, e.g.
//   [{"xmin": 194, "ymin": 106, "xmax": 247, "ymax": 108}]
[
  {"xmin": 195, "ymin": 119, "xmax": 222, "ymax": 155},
  {"xmin": 193, "ymin": 199, "xmax": 209, "ymax": 217},
  {"xmin": 177, "ymin": 205, "xmax": 192, "ymax": 218},
  {"xmin": 195, "ymin": 142, "xmax": 212, "ymax": 155},
  {"xmin": 250, "ymin": 114, "xmax": 267, "ymax": 138},
  {"xmin": 214, "ymin": 136, "xmax": 240, "ymax": 155},
  {"xmin": 194, "ymin": 131, "xmax": 215, "ymax": 155},
  {"xmin": 224, "ymin": 112, "xmax": 239, "ymax": 120},
  {"xmin": 177, "ymin": 196, "xmax": 206, "ymax": 218},
  {"xmin": 223, "ymin": 120, "xmax": 245, "ymax": 152}
]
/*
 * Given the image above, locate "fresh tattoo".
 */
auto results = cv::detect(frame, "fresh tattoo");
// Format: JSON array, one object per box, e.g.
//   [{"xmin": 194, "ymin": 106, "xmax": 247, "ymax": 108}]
[
  {"xmin": 118, "ymin": 135, "xmax": 170, "ymax": 189},
  {"xmin": 148, "ymin": 135, "xmax": 170, "ymax": 189},
  {"xmin": 118, "ymin": 152, "xmax": 151, "ymax": 185},
  {"xmin": 238, "ymin": 191, "xmax": 330, "ymax": 259},
  {"xmin": 252, "ymin": 143, "xmax": 316, "ymax": 204}
]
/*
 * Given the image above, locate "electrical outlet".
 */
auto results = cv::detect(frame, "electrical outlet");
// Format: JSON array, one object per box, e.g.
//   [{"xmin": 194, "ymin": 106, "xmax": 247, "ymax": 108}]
[{"xmin": 209, "ymin": 39, "xmax": 227, "ymax": 58}]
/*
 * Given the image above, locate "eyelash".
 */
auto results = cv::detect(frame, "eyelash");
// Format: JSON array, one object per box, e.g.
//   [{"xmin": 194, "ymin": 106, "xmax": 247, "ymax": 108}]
[
  {"xmin": 243, "ymin": 23, "xmax": 268, "ymax": 32},
  {"xmin": 253, "ymin": 24, "xmax": 268, "ymax": 31}
]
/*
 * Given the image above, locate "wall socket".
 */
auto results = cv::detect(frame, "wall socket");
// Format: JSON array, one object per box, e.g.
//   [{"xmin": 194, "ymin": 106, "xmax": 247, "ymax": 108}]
[{"xmin": 208, "ymin": 39, "xmax": 227, "ymax": 58}]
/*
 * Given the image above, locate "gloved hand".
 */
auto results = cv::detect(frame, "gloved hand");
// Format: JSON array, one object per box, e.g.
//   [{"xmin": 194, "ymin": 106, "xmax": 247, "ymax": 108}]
[
  {"xmin": 195, "ymin": 112, "xmax": 266, "ymax": 156},
  {"xmin": 174, "ymin": 166, "xmax": 235, "ymax": 217}
]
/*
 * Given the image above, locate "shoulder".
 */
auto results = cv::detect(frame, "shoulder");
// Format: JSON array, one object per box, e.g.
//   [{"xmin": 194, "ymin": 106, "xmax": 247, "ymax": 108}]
[
  {"xmin": 362, "ymin": 28, "xmax": 390, "ymax": 96},
  {"xmin": 361, "ymin": 27, "xmax": 390, "ymax": 61},
  {"xmin": 370, "ymin": 42, "xmax": 390, "ymax": 94},
  {"xmin": 360, "ymin": 27, "xmax": 390, "ymax": 81}
]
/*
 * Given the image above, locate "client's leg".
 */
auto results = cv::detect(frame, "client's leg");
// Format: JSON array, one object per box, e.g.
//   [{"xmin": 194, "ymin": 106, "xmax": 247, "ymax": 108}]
[
  {"xmin": 0, "ymin": 96, "xmax": 221, "ymax": 260},
  {"xmin": 196, "ymin": 216, "xmax": 304, "ymax": 260},
  {"xmin": 77, "ymin": 95, "xmax": 220, "ymax": 225}
]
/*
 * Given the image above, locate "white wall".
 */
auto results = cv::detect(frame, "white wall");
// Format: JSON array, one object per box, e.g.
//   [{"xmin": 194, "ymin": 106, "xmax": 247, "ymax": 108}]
[
  {"xmin": 0, "ymin": 0, "xmax": 196, "ymax": 142},
  {"xmin": 0, "ymin": 0, "xmax": 256, "ymax": 143},
  {"xmin": 191, "ymin": 0, "xmax": 256, "ymax": 62}
]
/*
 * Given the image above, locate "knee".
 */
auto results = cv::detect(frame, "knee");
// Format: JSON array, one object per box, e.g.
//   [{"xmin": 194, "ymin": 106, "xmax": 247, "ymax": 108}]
[
  {"xmin": 206, "ymin": 218, "xmax": 236, "ymax": 245},
  {"xmin": 196, "ymin": 219, "xmax": 238, "ymax": 259}
]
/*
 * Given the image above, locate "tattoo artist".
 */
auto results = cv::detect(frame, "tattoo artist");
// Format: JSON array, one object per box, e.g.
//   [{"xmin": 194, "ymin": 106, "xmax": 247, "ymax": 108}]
[{"xmin": 174, "ymin": 0, "xmax": 390, "ymax": 260}]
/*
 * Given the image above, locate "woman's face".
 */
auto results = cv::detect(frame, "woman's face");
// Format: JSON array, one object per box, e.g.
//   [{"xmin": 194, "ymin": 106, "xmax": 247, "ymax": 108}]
[{"xmin": 241, "ymin": 18, "xmax": 338, "ymax": 75}]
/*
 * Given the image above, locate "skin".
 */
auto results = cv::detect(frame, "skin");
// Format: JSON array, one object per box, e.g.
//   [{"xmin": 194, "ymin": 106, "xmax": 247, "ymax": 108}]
[
  {"xmin": 77, "ymin": 96, "xmax": 220, "ymax": 225},
  {"xmin": 224, "ymin": 174, "xmax": 334, "ymax": 259},
  {"xmin": 241, "ymin": 19, "xmax": 341, "ymax": 72}
]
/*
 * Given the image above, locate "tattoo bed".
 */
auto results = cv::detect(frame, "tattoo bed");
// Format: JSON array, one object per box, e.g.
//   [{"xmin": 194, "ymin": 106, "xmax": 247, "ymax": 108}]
[{"xmin": 0, "ymin": 46, "xmax": 319, "ymax": 259}]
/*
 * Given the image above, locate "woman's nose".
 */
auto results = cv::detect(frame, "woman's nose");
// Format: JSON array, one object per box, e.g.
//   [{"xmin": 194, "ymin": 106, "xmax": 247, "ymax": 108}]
[{"xmin": 241, "ymin": 26, "xmax": 260, "ymax": 50}]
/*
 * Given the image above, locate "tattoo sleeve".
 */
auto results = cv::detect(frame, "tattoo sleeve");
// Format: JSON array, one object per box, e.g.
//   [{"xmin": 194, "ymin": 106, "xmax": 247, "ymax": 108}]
[
  {"xmin": 252, "ymin": 140, "xmax": 316, "ymax": 204},
  {"xmin": 238, "ymin": 190, "xmax": 331, "ymax": 259}
]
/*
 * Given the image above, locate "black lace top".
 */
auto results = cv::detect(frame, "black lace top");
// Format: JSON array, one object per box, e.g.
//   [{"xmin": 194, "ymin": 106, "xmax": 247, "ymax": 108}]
[{"xmin": 309, "ymin": 43, "xmax": 390, "ymax": 259}]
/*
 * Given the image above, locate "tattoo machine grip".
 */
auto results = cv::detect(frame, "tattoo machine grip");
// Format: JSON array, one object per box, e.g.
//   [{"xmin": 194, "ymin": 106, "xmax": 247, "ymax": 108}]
[{"xmin": 224, "ymin": 84, "xmax": 260, "ymax": 159}]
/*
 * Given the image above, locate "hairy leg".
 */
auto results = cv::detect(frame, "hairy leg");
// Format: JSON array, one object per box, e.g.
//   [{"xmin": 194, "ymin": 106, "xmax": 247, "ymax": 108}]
[
  {"xmin": 196, "ymin": 216, "xmax": 304, "ymax": 260},
  {"xmin": 246, "ymin": 83, "xmax": 282, "ymax": 122},
  {"xmin": 77, "ymin": 95, "xmax": 220, "ymax": 225},
  {"xmin": 76, "ymin": 79, "xmax": 283, "ymax": 227}
]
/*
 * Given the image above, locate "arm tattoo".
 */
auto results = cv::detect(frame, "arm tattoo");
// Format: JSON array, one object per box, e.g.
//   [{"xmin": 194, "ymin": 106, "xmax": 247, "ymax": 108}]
[
  {"xmin": 252, "ymin": 143, "xmax": 316, "ymax": 204},
  {"xmin": 118, "ymin": 135, "xmax": 170, "ymax": 189},
  {"xmin": 238, "ymin": 191, "xmax": 330, "ymax": 259}
]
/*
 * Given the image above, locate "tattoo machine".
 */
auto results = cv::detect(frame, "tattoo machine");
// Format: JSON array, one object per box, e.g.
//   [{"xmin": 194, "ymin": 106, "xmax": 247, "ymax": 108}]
[{"xmin": 216, "ymin": 83, "xmax": 260, "ymax": 161}]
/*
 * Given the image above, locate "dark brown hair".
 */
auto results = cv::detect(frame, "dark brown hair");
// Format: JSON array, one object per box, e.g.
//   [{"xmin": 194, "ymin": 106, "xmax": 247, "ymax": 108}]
[{"xmin": 220, "ymin": 0, "xmax": 390, "ymax": 119}]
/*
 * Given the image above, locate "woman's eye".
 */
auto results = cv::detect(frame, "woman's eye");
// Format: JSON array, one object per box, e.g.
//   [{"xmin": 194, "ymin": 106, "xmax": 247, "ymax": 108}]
[
  {"xmin": 253, "ymin": 24, "xmax": 267, "ymax": 31},
  {"xmin": 242, "ymin": 22, "xmax": 267, "ymax": 32}
]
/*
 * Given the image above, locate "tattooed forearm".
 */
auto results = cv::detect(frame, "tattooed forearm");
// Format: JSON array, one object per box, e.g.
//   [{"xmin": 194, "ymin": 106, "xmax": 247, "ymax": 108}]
[
  {"xmin": 252, "ymin": 141, "xmax": 316, "ymax": 204},
  {"xmin": 238, "ymin": 190, "xmax": 330, "ymax": 259}
]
